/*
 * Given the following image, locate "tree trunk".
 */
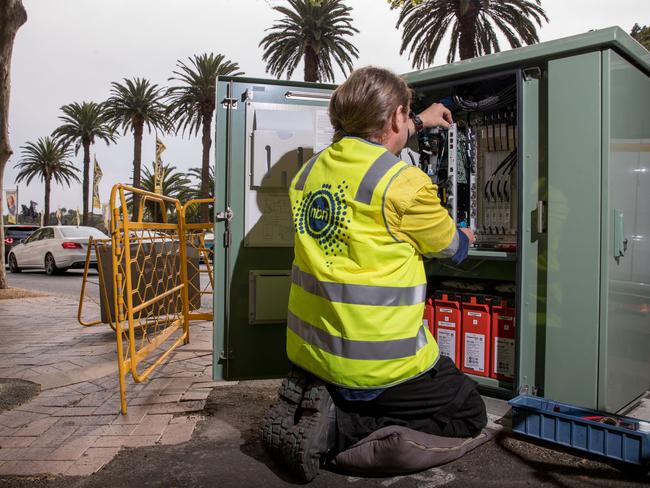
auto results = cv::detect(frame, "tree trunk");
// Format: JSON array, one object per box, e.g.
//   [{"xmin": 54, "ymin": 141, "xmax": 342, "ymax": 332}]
[
  {"xmin": 0, "ymin": 0, "xmax": 27, "ymax": 289},
  {"xmin": 81, "ymin": 140, "xmax": 90, "ymax": 225},
  {"xmin": 43, "ymin": 175, "xmax": 51, "ymax": 227},
  {"xmin": 131, "ymin": 120, "xmax": 143, "ymax": 221},
  {"xmin": 304, "ymin": 45, "xmax": 319, "ymax": 82},
  {"xmin": 458, "ymin": 4, "xmax": 479, "ymax": 60},
  {"xmin": 200, "ymin": 110, "xmax": 212, "ymax": 223}
]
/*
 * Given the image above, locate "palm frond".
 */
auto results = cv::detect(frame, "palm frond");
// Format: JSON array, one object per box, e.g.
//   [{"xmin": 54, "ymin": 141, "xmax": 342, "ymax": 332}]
[
  {"xmin": 259, "ymin": 0, "xmax": 359, "ymax": 82},
  {"xmin": 397, "ymin": 0, "xmax": 548, "ymax": 67},
  {"xmin": 167, "ymin": 53, "xmax": 243, "ymax": 137},
  {"xmin": 104, "ymin": 77, "xmax": 172, "ymax": 135},
  {"xmin": 15, "ymin": 137, "xmax": 80, "ymax": 187}
]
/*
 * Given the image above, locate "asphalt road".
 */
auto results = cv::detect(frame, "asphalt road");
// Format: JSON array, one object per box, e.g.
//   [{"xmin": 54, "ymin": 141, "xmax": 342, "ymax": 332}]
[
  {"xmin": 6, "ymin": 268, "xmax": 93, "ymax": 299},
  {"xmin": 5, "ymin": 267, "xmax": 214, "ymax": 309}
]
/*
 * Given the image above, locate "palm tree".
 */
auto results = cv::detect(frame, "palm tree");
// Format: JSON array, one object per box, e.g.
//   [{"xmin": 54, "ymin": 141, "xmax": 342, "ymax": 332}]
[
  {"xmin": 104, "ymin": 78, "xmax": 171, "ymax": 220},
  {"xmin": 396, "ymin": 0, "xmax": 548, "ymax": 67},
  {"xmin": 167, "ymin": 53, "xmax": 242, "ymax": 221},
  {"xmin": 52, "ymin": 101, "xmax": 115, "ymax": 225},
  {"xmin": 260, "ymin": 0, "xmax": 359, "ymax": 83},
  {"xmin": 15, "ymin": 137, "xmax": 79, "ymax": 226}
]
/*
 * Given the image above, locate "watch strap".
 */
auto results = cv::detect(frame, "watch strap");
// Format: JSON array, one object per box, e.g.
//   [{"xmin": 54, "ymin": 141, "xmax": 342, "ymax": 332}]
[{"xmin": 410, "ymin": 112, "xmax": 424, "ymax": 132}]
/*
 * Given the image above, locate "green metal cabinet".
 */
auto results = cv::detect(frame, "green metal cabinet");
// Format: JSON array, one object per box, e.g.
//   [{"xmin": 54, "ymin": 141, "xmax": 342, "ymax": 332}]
[{"xmin": 213, "ymin": 27, "xmax": 650, "ymax": 413}]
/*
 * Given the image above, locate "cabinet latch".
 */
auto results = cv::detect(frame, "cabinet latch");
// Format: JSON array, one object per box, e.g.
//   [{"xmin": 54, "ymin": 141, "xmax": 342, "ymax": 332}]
[{"xmin": 216, "ymin": 207, "xmax": 232, "ymax": 223}]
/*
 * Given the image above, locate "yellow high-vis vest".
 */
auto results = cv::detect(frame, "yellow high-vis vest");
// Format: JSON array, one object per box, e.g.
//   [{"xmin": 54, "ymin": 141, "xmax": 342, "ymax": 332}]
[{"xmin": 287, "ymin": 136, "xmax": 440, "ymax": 389}]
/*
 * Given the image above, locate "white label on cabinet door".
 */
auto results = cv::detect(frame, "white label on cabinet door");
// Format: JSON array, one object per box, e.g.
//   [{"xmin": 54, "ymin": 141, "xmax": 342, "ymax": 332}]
[
  {"xmin": 437, "ymin": 329, "xmax": 456, "ymax": 364},
  {"xmin": 494, "ymin": 337, "xmax": 515, "ymax": 377},
  {"xmin": 464, "ymin": 333, "xmax": 485, "ymax": 372}
]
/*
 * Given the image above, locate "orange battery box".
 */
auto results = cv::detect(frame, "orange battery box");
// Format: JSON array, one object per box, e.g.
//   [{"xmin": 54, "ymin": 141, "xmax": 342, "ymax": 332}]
[
  {"xmin": 490, "ymin": 297, "xmax": 516, "ymax": 382},
  {"xmin": 461, "ymin": 294, "xmax": 491, "ymax": 377},
  {"xmin": 423, "ymin": 298, "xmax": 435, "ymax": 337},
  {"xmin": 434, "ymin": 291, "xmax": 462, "ymax": 368}
]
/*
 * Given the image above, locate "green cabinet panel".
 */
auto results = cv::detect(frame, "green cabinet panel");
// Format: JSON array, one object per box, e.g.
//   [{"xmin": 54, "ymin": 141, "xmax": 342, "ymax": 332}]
[
  {"xmin": 599, "ymin": 50, "xmax": 650, "ymax": 411},
  {"xmin": 213, "ymin": 78, "xmax": 334, "ymax": 381},
  {"xmin": 543, "ymin": 52, "xmax": 602, "ymax": 407}
]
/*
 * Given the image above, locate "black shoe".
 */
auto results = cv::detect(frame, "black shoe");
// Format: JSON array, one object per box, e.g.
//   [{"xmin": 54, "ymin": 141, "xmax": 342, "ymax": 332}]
[
  {"xmin": 281, "ymin": 380, "xmax": 333, "ymax": 483},
  {"xmin": 261, "ymin": 366, "xmax": 311, "ymax": 461}
]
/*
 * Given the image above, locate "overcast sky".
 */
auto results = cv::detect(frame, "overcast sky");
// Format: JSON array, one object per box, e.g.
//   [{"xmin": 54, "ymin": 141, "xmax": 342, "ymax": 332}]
[{"xmin": 3, "ymin": 0, "xmax": 646, "ymax": 214}]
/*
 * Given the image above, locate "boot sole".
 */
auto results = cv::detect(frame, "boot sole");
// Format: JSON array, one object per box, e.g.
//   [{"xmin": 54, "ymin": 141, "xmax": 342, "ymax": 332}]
[
  {"xmin": 281, "ymin": 382, "xmax": 332, "ymax": 483},
  {"xmin": 261, "ymin": 367, "xmax": 311, "ymax": 461}
]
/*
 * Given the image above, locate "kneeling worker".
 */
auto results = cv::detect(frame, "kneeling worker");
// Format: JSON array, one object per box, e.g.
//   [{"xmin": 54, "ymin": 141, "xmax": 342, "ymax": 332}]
[{"xmin": 262, "ymin": 66, "xmax": 487, "ymax": 481}]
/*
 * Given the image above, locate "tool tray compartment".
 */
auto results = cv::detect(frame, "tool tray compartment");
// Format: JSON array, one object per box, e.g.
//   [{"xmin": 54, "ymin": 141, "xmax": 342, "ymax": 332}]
[{"xmin": 509, "ymin": 395, "xmax": 650, "ymax": 465}]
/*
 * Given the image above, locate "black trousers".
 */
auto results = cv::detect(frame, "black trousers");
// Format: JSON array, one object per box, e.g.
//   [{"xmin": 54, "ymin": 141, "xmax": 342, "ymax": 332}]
[{"xmin": 328, "ymin": 356, "xmax": 488, "ymax": 451}]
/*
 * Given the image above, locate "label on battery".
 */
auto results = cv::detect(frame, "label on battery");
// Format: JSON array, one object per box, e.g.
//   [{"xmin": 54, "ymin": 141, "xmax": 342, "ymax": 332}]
[
  {"xmin": 494, "ymin": 337, "xmax": 515, "ymax": 377},
  {"xmin": 464, "ymin": 332, "xmax": 485, "ymax": 372},
  {"xmin": 439, "ymin": 308, "xmax": 453, "ymax": 313},
  {"xmin": 437, "ymin": 328, "xmax": 456, "ymax": 364},
  {"xmin": 437, "ymin": 321, "xmax": 456, "ymax": 328},
  {"xmin": 467, "ymin": 312, "xmax": 483, "ymax": 317}
]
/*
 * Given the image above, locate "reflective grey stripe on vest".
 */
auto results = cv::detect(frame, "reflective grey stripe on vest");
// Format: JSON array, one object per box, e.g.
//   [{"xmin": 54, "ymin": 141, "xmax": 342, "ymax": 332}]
[
  {"xmin": 288, "ymin": 312, "xmax": 429, "ymax": 361},
  {"xmin": 294, "ymin": 152, "xmax": 320, "ymax": 190},
  {"xmin": 292, "ymin": 265, "xmax": 426, "ymax": 306},
  {"xmin": 354, "ymin": 151, "xmax": 401, "ymax": 204}
]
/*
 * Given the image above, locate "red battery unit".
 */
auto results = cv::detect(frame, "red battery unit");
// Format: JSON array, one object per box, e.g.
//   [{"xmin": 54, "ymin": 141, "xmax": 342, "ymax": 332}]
[
  {"xmin": 433, "ymin": 291, "xmax": 462, "ymax": 368},
  {"xmin": 490, "ymin": 297, "xmax": 516, "ymax": 382},
  {"xmin": 461, "ymin": 294, "xmax": 491, "ymax": 377},
  {"xmin": 423, "ymin": 298, "xmax": 435, "ymax": 337}
]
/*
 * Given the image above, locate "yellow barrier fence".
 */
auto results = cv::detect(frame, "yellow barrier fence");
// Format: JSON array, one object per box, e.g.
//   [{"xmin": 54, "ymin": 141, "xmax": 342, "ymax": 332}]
[
  {"xmin": 112, "ymin": 184, "xmax": 190, "ymax": 413},
  {"xmin": 76, "ymin": 185, "xmax": 215, "ymax": 414},
  {"xmin": 181, "ymin": 198, "xmax": 214, "ymax": 322}
]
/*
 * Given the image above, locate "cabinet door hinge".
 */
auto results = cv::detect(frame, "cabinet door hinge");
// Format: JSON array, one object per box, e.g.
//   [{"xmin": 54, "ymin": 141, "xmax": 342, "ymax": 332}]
[{"xmin": 221, "ymin": 97, "xmax": 238, "ymax": 109}]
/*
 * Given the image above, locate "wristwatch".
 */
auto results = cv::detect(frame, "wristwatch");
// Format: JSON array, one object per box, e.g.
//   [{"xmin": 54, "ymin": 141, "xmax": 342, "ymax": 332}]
[{"xmin": 409, "ymin": 112, "xmax": 424, "ymax": 133}]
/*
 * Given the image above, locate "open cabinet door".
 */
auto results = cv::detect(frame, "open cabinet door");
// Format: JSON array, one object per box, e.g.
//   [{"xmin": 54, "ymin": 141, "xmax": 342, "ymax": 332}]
[
  {"xmin": 213, "ymin": 77, "xmax": 335, "ymax": 381},
  {"xmin": 517, "ymin": 70, "xmax": 545, "ymax": 397}
]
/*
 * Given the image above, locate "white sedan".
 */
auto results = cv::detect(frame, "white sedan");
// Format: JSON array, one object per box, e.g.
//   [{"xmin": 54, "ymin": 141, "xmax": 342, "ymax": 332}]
[{"xmin": 7, "ymin": 225, "xmax": 109, "ymax": 275}]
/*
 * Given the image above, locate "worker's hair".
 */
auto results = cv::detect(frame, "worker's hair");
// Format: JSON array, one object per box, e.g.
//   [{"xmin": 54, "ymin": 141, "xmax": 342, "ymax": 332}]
[{"xmin": 329, "ymin": 66, "xmax": 411, "ymax": 143}]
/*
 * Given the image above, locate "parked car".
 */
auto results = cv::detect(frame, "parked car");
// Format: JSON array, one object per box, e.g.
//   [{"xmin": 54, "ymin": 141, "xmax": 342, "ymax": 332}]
[
  {"xmin": 8, "ymin": 225, "xmax": 109, "ymax": 275},
  {"xmin": 3, "ymin": 224, "xmax": 39, "ymax": 262}
]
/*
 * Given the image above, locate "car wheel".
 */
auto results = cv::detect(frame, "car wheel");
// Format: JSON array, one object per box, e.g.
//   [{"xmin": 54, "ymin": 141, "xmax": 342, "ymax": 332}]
[
  {"xmin": 8, "ymin": 254, "xmax": 21, "ymax": 273},
  {"xmin": 45, "ymin": 253, "xmax": 60, "ymax": 276}
]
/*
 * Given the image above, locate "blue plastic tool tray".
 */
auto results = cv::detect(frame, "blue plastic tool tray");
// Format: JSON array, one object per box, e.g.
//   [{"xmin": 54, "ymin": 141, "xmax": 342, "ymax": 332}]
[{"xmin": 509, "ymin": 394, "xmax": 650, "ymax": 465}]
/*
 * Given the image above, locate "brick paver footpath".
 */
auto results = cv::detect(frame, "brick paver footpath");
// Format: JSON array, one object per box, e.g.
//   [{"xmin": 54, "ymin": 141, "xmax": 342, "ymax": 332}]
[{"xmin": 0, "ymin": 296, "xmax": 221, "ymax": 476}]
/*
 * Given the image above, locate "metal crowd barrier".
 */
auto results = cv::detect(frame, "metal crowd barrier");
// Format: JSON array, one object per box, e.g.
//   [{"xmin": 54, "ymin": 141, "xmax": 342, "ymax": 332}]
[
  {"xmin": 181, "ymin": 198, "xmax": 214, "ymax": 322},
  {"xmin": 76, "ymin": 184, "xmax": 215, "ymax": 413}
]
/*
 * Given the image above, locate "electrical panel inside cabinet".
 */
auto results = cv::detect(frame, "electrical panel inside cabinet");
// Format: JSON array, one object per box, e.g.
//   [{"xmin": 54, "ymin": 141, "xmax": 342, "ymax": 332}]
[{"xmin": 413, "ymin": 74, "xmax": 518, "ymax": 251}]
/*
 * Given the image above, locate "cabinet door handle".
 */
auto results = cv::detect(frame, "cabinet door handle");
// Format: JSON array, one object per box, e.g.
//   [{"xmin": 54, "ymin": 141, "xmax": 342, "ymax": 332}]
[
  {"xmin": 536, "ymin": 201, "xmax": 545, "ymax": 234},
  {"xmin": 613, "ymin": 209, "xmax": 625, "ymax": 264}
]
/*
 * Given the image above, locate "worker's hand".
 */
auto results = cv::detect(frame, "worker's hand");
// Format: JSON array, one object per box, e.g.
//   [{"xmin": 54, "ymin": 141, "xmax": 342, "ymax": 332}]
[
  {"xmin": 459, "ymin": 227, "xmax": 475, "ymax": 246},
  {"xmin": 418, "ymin": 103, "xmax": 453, "ymax": 129}
]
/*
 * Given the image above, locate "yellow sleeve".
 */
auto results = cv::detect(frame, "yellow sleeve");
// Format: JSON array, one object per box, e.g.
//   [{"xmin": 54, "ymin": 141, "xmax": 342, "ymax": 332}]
[{"xmin": 383, "ymin": 166, "xmax": 456, "ymax": 255}]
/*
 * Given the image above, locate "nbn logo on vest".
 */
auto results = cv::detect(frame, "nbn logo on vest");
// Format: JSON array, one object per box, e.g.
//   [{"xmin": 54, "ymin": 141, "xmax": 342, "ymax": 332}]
[{"xmin": 293, "ymin": 182, "xmax": 351, "ymax": 258}]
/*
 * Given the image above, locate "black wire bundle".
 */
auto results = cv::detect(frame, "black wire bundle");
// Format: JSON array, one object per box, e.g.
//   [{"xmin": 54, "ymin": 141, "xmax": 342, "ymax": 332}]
[
  {"xmin": 453, "ymin": 85, "xmax": 516, "ymax": 112},
  {"xmin": 484, "ymin": 149, "xmax": 517, "ymax": 202}
]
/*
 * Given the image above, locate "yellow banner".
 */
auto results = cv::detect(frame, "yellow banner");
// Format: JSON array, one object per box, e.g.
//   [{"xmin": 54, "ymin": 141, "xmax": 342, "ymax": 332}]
[
  {"xmin": 154, "ymin": 137, "xmax": 166, "ymax": 194},
  {"xmin": 93, "ymin": 156, "xmax": 103, "ymax": 209}
]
